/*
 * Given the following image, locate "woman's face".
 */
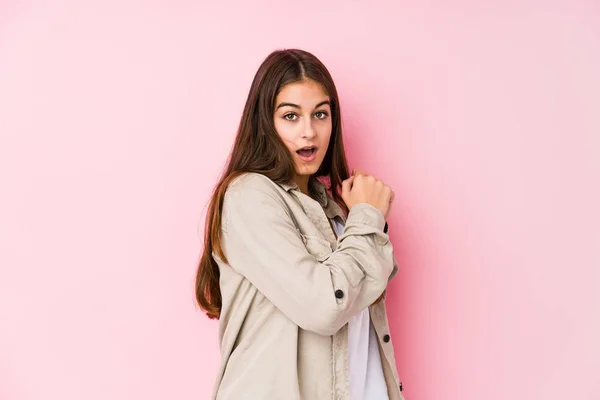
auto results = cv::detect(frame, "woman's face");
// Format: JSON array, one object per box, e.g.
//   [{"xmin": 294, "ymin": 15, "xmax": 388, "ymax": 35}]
[{"xmin": 273, "ymin": 79, "xmax": 332, "ymax": 181}]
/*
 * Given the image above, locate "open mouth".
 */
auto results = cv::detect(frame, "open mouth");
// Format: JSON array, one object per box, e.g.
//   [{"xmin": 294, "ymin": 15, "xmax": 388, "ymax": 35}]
[{"xmin": 296, "ymin": 146, "xmax": 317, "ymax": 157}]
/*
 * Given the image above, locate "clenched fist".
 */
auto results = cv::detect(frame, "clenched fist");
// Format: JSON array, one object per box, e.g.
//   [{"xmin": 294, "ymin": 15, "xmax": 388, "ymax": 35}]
[{"xmin": 341, "ymin": 169, "xmax": 394, "ymax": 219}]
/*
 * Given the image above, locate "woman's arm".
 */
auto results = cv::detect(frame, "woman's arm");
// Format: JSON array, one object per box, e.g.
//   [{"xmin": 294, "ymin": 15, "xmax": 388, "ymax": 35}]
[{"xmin": 219, "ymin": 175, "xmax": 395, "ymax": 336}]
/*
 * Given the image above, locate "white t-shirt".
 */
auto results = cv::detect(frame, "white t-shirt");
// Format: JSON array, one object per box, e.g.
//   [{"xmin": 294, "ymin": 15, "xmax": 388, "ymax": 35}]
[{"xmin": 332, "ymin": 219, "xmax": 389, "ymax": 400}]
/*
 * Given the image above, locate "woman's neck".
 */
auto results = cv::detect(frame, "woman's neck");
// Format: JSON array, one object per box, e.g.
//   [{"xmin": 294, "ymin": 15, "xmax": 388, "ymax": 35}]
[{"xmin": 295, "ymin": 174, "xmax": 310, "ymax": 196}]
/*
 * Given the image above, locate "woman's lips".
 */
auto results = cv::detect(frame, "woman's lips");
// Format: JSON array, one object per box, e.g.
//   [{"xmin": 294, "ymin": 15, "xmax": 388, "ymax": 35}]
[{"xmin": 296, "ymin": 147, "xmax": 317, "ymax": 162}]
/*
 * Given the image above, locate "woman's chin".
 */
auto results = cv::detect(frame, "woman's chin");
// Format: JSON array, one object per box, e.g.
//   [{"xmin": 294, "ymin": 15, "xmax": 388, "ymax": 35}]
[{"xmin": 295, "ymin": 165, "xmax": 320, "ymax": 177}]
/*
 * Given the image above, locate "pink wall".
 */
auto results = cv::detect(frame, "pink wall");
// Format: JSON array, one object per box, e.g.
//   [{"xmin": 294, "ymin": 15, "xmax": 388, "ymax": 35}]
[{"xmin": 1, "ymin": 1, "xmax": 599, "ymax": 399}]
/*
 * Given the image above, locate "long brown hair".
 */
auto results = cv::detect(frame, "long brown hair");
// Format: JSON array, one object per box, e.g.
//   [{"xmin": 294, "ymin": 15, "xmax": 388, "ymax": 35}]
[{"xmin": 195, "ymin": 49, "xmax": 350, "ymax": 319}]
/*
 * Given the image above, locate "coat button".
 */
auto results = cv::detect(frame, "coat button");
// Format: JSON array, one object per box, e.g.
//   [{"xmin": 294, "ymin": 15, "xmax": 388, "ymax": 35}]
[
  {"xmin": 383, "ymin": 334, "xmax": 390, "ymax": 343},
  {"xmin": 334, "ymin": 289, "xmax": 344, "ymax": 299},
  {"xmin": 399, "ymin": 382, "xmax": 403, "ymax": 392}
]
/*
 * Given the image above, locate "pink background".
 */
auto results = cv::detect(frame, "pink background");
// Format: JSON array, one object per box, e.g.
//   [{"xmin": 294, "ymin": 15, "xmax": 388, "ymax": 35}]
[{"xmin": 1, "ymin": 1, "xmax": 599, "ymax": 399}]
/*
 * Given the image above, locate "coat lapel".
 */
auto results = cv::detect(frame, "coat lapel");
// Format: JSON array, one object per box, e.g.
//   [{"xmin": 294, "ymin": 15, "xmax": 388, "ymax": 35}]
[{"xmin": 277, "ymin": 178, "xmax": 346, "ymax": 248}]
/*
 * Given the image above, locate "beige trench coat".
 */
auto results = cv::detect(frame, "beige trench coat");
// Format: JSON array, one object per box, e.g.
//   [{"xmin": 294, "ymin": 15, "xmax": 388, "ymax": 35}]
[{"xmin": 211, "ymin": 172, "xmax": 405, "ymax": 400}]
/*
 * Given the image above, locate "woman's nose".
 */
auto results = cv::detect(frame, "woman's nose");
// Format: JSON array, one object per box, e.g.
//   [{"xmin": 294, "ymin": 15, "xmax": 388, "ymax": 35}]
[{"xmin": 301, "ymin": 120, "xmax": 316, "ymax": 139}]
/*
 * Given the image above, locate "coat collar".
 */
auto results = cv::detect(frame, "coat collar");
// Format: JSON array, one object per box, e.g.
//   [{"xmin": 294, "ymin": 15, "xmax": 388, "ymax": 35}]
[{"xmin": 278, "ymin": 177, "xmax": 346, "ymax": 222}]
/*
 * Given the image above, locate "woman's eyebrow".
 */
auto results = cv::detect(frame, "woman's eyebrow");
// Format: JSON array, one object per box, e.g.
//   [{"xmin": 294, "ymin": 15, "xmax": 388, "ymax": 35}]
[
  {"xmin": 275, "ymin": 100, "xmax": 331, "ymax": 111},
  {"xmin": 276, "ymin": 102, "xmax": 300, "ymax": 110},
  {"xmin": 314, "ymin": 100, "xmax": 331, "ymax": 109}
]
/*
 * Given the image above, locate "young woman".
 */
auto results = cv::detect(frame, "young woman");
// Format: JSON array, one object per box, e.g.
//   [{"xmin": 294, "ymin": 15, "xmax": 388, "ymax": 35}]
[{"xmin": 196, "ymin": 48, "xmax": 405, "ymax": 400}]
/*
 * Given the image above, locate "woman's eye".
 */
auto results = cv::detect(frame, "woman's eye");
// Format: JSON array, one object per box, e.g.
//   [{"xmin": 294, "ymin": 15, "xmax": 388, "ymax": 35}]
[
  {"xmin": 314, "ymin": 111, "xmax": 329, "ymax": 120},
  {"xmin": 283, "ymin": 113, "xmax": 298, "ymax": 121}
]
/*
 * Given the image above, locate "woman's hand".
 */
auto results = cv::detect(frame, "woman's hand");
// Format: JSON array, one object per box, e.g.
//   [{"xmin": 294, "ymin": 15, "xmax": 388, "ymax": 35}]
[{"xmin": 341, "ymin": 169, "xmax": 395, "ymax": 219}]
